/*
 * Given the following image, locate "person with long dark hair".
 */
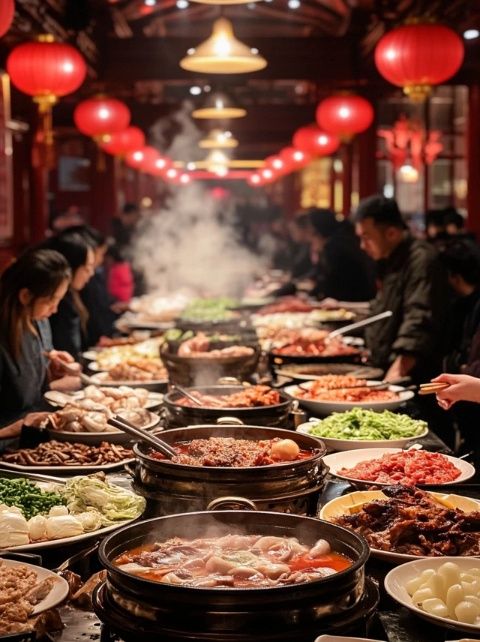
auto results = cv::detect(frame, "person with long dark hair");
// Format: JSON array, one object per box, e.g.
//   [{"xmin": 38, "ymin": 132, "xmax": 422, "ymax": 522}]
[
  {"xmin": 45, "ymin": 230, "xmax": 95, "ymax": 357},
  {"xmin": 0, "ymin": 248, "xmax": 72, "ymax": 439}
]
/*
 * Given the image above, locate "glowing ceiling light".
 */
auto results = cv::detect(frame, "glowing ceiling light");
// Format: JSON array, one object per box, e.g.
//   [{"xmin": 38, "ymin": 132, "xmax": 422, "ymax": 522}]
[
  {"xmin": 199, "ymin": 128, "xmax": 238, "ymax": 149},
  {"xmin": 189, "ymin": 85, "xmax": 202, "ymax": 95},
  {"xmin": 186, "ymin": 161, "xmax": 197, "ymax": 170},
  {"xmin": 144, "ymin": 0, "xmax": 156, "ymax": 5},
  {"xmin": 176, "ymin": 0, "xmax": 189, "ymax": 7},
  {"xmin": 464, "ymin": 29, "xmax": 480, "ymax": 40},
  {"xmin": 192, "ymin": 91, "xmax": 246, "ymax": 119},
  {"xmin": 180, "ymin": 18, "xmax": 267, "ymax": 74},
  {"xmin": 180, "ymin": 173, "xmax": 191, "ymax": 183},
  {"xmin": 288, "ymin": 0, "xmax": 300, "ymax": 9}
]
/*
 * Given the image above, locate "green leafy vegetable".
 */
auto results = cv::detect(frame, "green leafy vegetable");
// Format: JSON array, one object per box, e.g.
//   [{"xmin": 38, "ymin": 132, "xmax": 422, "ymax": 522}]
[
  {"xmin": 0, "ymin": 477, "xmax": 64, "ymax": 520},
  {"xmin": 308, "ymin": 408, "xmax": 427, "ymax": 441},
  {"xmin": 63, "ymin": 476, "xmax": 145, "ymax": 525}
]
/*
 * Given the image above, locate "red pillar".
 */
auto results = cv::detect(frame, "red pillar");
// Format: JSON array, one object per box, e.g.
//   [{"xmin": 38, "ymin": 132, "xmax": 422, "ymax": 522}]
[
  {"xmin": 90, "ymin": 151, "xmax": 119, "ymax": 233},
  {"xmin": 467, "ymin": 84, "xmax": 480, "ymax": 239},
  {"xmin": 358, "ymin": 123, "xmax": 377, "ymax": 200},
  {"xmin": 342, "ymin": 143, "xmax": 353, "ymax": 217}
]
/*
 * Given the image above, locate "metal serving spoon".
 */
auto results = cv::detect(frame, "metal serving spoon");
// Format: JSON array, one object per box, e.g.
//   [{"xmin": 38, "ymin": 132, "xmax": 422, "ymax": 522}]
[
  {"xmin": 172, "ymin": 384, "xmax": 203, "ymax": 406},
  {"xmin": 107, "ymin": 415, "xmax": 176, "ymax": 458},
  {"xmin": 325, "ymin": 310, "xmax": 393, "ymax": 342}
]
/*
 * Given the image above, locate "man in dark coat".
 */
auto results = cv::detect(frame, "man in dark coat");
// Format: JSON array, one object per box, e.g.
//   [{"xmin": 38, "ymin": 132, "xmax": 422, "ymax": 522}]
[{"xmin": 354, "ymin": 195, "xmax": 447, "ymax": 383}]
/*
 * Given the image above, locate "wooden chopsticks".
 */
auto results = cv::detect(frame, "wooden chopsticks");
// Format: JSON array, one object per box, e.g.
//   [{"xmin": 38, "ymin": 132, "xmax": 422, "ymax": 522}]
[{"xmin": 418, "ymin": 382, "xmax": 450, "ymax": 396}]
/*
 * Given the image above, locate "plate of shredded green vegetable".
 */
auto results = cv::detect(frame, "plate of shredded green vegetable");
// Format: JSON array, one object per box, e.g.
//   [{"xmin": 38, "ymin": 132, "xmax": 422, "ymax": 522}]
[{"xmin": 296, "ymin": 408, "xmax": 428, "ymax": 451}]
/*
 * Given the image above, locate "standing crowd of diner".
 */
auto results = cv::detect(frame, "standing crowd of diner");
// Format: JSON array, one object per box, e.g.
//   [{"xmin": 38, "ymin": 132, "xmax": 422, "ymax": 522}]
[{"xmin": 2, "ymin": 194, "xmax": 480, "ymax": 464}]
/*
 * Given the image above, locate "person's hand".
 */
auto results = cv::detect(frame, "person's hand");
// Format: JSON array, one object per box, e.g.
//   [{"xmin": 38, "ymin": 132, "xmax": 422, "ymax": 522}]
[
  {"xmin": 431, "ymin": 373, "xmax": 480, "ymax": 410},
  {"xmin": 384, "ymin": 354, "xmax": 416, "ymax": 382},
  {"xmin": 46, "ymin": 350, "xmax": 81, "ymax": 379},
  {"xmin": 50, "ymin": 376, "xmax": 82, "ymax": 392},
  {"xmin": 23, "ymin": 412, "xmax": 50, "ymax": 428}
]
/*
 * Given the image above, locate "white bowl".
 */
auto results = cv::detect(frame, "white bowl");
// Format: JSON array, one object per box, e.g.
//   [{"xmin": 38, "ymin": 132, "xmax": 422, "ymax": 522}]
[
  {"xmin": 285, "ymin": 381, "xmax": 414, "ymax": 415},
  {"xmin": 296, "ymin": 421, "xmax": 429, "ymax": 452},
  {"xmin": 385, "ymin": 557, "xmax": 480, "ymax": 634},
  {"xmin": 323, "ymin": 447, "xmax": 475, "ymax": 486}
]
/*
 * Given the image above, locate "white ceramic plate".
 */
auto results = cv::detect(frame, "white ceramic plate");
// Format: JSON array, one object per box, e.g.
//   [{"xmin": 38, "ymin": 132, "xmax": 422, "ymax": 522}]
[
  {"xmin": 0, "ymin": 558, "xmax": 69, "ymax": 613},
  {"xmin": 319, "ymin": 490, "xmax": 480, "ymax": 563},
  {"xmin": 44, "ymin": 389, "xmax": 164, "ymax": 411},
  {"xmin": 44, "ymin": 410, "xmax": 160, "ymax": 445},
  {"xmin": 323, "ymin": 448, "xmax": 476, "ymax": 487},
  {"xmin": 285, "ymin": 381, "xmax": 414, "ymax": 415},
  {"xmin": 296, "ymin": 420, "xmax": 429, "ymax": 452},
  {"xmin": 0, "ymin": 457, "xmax": 135, "ymax": 474},
  {"xmin": 385, "ymin": 557, "xmax": 480, "ymax": 634}
]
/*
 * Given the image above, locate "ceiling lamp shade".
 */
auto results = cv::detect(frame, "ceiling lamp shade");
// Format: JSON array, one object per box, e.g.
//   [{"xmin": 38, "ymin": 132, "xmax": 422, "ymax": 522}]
[
  {"xmin": 74, "ymin": 96, "xmax": 130, "ymax": 143},
  {"xmin": 0, "ymin": 0, "xmax": 14, "ymax": 38},
  {"xmin": 316, "ymin": 94, "xmax": 374, "ymax": 142},
  {"xmin": 199, "ymin": 129, "xmax": 238, "ymax": 149},
  {"xmin": 7, "ymin": 35, "xmax": 86, "ymax": 111},
  {"xmin": 180, "ymin": 18, "xmax": 267, "ymax": 74},
  {"xmin": 101, "ymin": 126, "xmax": 145, "ymax": 156},
  {"xmin": 374, "ymin": 22, "xmax": 464, "ymax": 102},
  {"xmin": 293, "ymin": 125, "xmax": 340, "ymax": 156},
  {"xmin": 280, "ymin": 146, "xmax": 311, "ymax": 171},
  {"xmin": 192, "ymin": 92, "xmax": 246, "ymax": 119}
]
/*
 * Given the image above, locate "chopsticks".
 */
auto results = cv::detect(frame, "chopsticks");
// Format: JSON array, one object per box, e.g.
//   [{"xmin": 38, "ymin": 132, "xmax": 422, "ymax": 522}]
[
  {"xmin": 108, "ymin": 415, "xmax": 177, "ymax": 459},
  {"xmin": 418, "ymin": 382, "xmax": 450, "ymax": 396}
]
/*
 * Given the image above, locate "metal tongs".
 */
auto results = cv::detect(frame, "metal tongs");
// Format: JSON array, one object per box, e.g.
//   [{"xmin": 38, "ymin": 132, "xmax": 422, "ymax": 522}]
[
  {"xmin": 325, "ymin": 310, "xmax": 393, "ymax": 342},
  {"xmin": 108, "ymin": 415, "xmax": 176, "ymax": 458}
]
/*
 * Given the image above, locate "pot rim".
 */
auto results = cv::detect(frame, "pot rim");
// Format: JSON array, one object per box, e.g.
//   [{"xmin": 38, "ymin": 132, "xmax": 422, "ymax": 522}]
[
  {"xmin": 164, "ymin": 385, "xmax": 292, "ymax": 412},
  {"xmin": 133, "ymin": 424, "xmax": 326, "ymax": 471},
  {"xmin": 99, "ymin": 509, "xmax": 369, "ymax": 595}
]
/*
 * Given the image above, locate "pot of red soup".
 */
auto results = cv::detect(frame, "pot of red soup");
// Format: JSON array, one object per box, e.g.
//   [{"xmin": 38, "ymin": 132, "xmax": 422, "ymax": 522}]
[
  {"xmin": 132, "ymin": 424, "xmax": 328, "ymax": 516},
  {"xmin": 95, "ymin": 507, "xmax": 374, "ymax": 642},
  {"xmin": 163, "ymin": 384, "xmax": 292, "ymax": 428}
]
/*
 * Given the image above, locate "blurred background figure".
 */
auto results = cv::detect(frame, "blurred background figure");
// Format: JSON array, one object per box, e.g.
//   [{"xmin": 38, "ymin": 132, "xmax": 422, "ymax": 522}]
[
  {"xmin": 105, "ymin": 244, "xmax": 134, "ymax": 306},
  {"xmin": 44, "ymin": 230, "xmax": 95, "ymax": 358},
  {"xmin": 309, "ymin": 208, "xmax": 376, "ymax": 302}
]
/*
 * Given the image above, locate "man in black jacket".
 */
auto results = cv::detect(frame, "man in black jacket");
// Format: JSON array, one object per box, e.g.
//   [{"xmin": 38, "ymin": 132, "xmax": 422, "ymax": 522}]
[{"xmin": 355, "ymin": 195, "xmax": 447, "ymax": 383}]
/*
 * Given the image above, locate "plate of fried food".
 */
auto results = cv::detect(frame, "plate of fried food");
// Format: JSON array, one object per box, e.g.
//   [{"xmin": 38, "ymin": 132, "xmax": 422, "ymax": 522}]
[
  {"xmin": 320, "ymin": 485, "xmax": 480, "ymax": 563},
  {"xmin": 0, "ymin": 557, "xmax": 69, "ymax": 636}
]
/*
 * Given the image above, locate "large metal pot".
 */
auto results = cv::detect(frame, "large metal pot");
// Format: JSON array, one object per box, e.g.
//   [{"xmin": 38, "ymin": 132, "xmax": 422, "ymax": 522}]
[
  {"xmin": 95, "ymin": 507, "xmax": 375, "ymax": 642},
  {"xmin": 132, "ymin": 423, "xmax": 328, "ymax": 516},
  {"xmin": 163, "ymin": 385, "xmax": 292, "ymax": 428}
]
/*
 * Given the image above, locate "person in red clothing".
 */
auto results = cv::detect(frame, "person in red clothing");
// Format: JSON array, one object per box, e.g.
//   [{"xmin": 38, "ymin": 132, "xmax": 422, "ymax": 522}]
[{"xmin": 105, "ymin": 244, "xmax": 134, "ymax": 303}]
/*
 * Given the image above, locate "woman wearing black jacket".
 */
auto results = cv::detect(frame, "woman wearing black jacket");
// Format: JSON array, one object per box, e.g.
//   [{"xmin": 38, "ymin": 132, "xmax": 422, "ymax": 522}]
[{"xmin": 0, "ymin": 248, "xmax": 73, "ymax": 440}]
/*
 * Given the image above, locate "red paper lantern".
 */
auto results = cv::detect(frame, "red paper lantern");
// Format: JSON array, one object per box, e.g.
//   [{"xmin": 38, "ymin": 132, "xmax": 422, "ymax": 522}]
[
  {"xmin": 280, "ymin": 146, "xmax": 311, "ymax": 171},
  {"xmin": 248, "ymin": 173, "xmax": 262, "ymax": 186},
  {"xmin": 375, "ymin": 23, "xmax": 464, "ymax": 102},
  {"xmin": 265, "ymin": 155, "xmax": 285, "ymax": 172},
  {"xmin": 101, "ymin": 126, "xmax": 145, "ymax": 156},
  {"xmin": 74, "ymin": 96, "xmax": 130, "ymax": 143},
  {"xmin": 0, "ymin": 0, "xmax": 14, "ymax": 38},
  {"xmin": 293, "ymin": 125, "xmax": 340, "ymax": 156},
  {"xmin": 124, "ymin": 148, "xmax": 145, "ymax": 169},
  {"xmin": 149, "ymin": 155, "xmax": 173, "ymax": 176},
  {"xmin": 7, "ymin": 35, "xmax": 86, "ymax": 110},
  {"xmin": 316, "ymin": 95, "xmax": 374, "ymax": 142}
]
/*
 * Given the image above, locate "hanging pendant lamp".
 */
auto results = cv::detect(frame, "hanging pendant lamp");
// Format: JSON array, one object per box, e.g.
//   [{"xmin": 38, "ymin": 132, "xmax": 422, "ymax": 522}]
[
  {"xmin": 192, "ymin": 91, "xmax": 246, "ymax": 119},
  {"xmin": 199, "ymin": 129, "xmax": 238, "ymax": 149},
  {"xmin": 180, "ymin": 18, "xmax": 267, "ymax": 74}
]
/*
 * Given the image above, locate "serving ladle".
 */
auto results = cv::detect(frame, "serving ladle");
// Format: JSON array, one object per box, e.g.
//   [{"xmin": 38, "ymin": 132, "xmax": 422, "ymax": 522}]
[
  {"xmin": 172, "ymin": 384, "xmax": 203, "ymax": 406},
  {"xmin": 108, "ymin": 415, "xmax": 176, "ymax": 459}
]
